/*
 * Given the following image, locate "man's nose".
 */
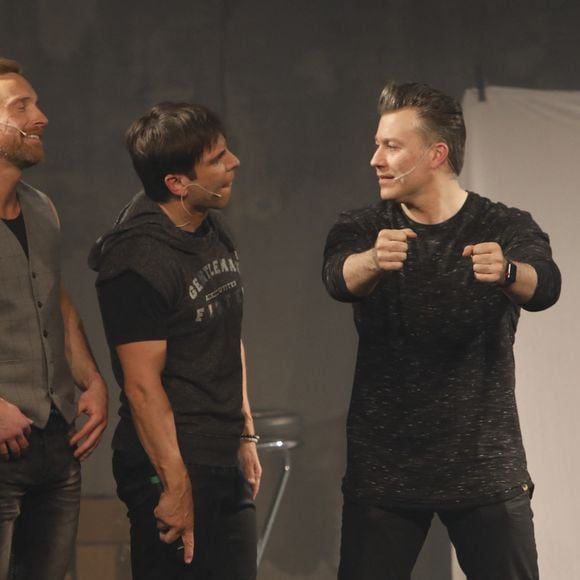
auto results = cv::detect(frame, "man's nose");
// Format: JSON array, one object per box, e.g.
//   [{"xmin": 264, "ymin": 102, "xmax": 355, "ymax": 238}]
[
  {"xmin": 228, "ymin": 151, "xmax": 240, "ymax": 169},
  {"xmin": 33, "ymin": 105, "xmax": 48, "ymax": 127},
  {"xmin": 370, "ymin": 147, "xmax": 383, "ymax": 167}
]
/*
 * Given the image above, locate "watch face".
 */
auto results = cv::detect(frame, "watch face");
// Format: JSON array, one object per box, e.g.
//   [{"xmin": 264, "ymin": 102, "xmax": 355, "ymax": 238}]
[{"xmin": 505, "ymin": 261, "xmax": 517, "ymax": 286}]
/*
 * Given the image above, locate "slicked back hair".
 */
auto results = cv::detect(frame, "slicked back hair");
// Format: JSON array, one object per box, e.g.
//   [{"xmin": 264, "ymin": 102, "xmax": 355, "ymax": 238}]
[
  {"xmin": 0, "ymin": 57, "xmax": 22, "ymax": 76},
  {"xmin": 378, "ymin": 82, "xmax": 466, "ymax": 175}
]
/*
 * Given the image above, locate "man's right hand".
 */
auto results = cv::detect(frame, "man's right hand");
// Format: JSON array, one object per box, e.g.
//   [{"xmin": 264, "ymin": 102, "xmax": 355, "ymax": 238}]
[
  {"xmin": 343, "ymin": 228, "xmax": 417, "ymax": 296},
  {"xmin": 0, "ymin": 398, "xmax": 33, "ymax": 460},
  {"xmin": 372, "ymin": 228, "xmax": 417, "ymax": 271},
  {"xmin": 153, "ymin": 481, "xmax": 195, "ymax": 564}
]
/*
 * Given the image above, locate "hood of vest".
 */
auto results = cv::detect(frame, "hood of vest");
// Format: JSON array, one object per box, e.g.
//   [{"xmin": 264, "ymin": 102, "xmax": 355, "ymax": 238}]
[{"xmin": 88, "ymin": 191, "xmax": 235, "ymax": 281}]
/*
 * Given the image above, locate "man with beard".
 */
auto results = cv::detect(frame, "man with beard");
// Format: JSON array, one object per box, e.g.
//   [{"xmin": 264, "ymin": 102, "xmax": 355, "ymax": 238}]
[{"xmin": 0, "ymin": 57, "xmax": 108, "ymax": 580}]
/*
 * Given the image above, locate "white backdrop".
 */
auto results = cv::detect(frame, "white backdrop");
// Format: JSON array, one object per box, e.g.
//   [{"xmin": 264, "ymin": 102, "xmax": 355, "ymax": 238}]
[{"xmin": 450, "ymin": 86, "xmax": 580, "ymax": 579}]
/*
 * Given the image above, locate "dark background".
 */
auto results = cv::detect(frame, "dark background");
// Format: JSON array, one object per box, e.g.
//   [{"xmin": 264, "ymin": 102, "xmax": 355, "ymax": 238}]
[{"xmin": 1, "ymin": 1, "xmax": 578, "ymax": 578}]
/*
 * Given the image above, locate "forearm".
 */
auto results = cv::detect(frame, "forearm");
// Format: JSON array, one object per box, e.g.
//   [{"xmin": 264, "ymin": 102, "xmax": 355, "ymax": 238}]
[
  {"xmin": 240, "ymin": 340, "xmax": 254, "ymax": 435},
  {"xmin": 125, "ymin": 375, "xmax": 193, "ymax": 561},
  {"xmin": 517, "ymin": 260, "xmax": 561, "ymax": 312},
  {"xmin": 324, "ymin": 221, "xmax": 414, "ymax": 300},
  {"xmin": 125, "ymin": 379, "xmax": 188, "ymax": 491},
  {"xmin": 343, "ymin": 249, "xmax": 384, "ymax": 297},
  {"xmin": 63, "ymin": 284, "xmax": 108, "ymax": 457},
  {"xmin": 117, "ymin": 340, "xmax": 187, "ymax": 491},
  {"xmin": 238, "ymin": 340, "xmax": 262, "ymax": 497},
  {"xmin": 502, "ymin": 261, "xmax": 538, "ymax": 305},
  {"xmin": 60, "ymin": 285, "xmax": 102, "ymax": 390}
]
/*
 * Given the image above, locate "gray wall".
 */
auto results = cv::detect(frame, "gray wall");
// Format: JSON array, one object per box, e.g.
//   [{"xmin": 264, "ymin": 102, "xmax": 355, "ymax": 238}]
[{"xmin": 1, "ymin": 1, "xmax": 578, "ymax": 578}]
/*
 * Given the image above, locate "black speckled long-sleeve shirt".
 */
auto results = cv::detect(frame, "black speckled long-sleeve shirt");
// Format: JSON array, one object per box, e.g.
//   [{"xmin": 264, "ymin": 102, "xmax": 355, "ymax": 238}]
[{"xmin": 323, "ymin": 192, "xmax": 561, "ymax": 508}]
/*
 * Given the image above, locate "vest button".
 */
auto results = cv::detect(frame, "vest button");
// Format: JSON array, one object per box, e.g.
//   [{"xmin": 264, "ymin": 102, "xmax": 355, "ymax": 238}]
[
  {"xmin": 43, "ymin": 330, "xmax": 48, "ymax": 338},
  {"xmin": 31, "ymin": 272, "xmax": 37, "ymax": 278},
  {"xmin": 37, "ymin": 301, "xmax": 43, "ymax": 308}
]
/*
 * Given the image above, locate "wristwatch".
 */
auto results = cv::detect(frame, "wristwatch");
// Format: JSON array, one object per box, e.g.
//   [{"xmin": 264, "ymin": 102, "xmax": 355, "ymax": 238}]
[{"xmin": 503, "ymin": 260, "xmax": 517, "ymax": 287}]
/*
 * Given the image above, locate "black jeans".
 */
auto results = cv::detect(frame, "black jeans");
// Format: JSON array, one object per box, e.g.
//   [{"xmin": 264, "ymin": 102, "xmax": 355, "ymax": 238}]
[
  {"xmin": 338, "ymin": 491, "xmax": 539, "ymax": 580},
  {"xmin": 113, "ymin": 451, "xmax": 257, "ymax": 580},
  {"xmin": 0, "ymin": 411, "xmax": 81, "ymax": 580}
]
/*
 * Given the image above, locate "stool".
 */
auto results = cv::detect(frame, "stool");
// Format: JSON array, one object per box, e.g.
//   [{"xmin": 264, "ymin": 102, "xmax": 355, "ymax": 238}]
[{"xmin": 253, "ymin": 410, "xmax": 302, "ymax": 565}]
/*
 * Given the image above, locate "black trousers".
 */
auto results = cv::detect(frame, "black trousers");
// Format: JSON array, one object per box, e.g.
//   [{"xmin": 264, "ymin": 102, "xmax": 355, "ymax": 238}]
[
  {"xmin": 113, "ymin": 451, "xmax": 257, "ymax": 580},
  {"xmin": 338, "ymin": 491, "xmax": 539, "ymax": 580}
]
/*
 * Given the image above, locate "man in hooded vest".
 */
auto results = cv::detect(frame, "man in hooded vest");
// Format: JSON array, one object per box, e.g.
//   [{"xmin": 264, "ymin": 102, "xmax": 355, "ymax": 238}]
[{"xmin": 90, "ymin": 102, "xmax": 261, "ymax": 580}]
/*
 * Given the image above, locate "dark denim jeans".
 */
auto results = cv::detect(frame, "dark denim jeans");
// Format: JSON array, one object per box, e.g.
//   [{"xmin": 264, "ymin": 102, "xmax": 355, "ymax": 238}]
[
  {"xmin": 339, "ymin": 490, "xmax": 539, "ymax": 580},
  {"xmin": 113, "ymin": 451, "xmax": 257, "ymax": 580},
  {"xmin": 0, "ymin": 411, "xmax": 81, "ymax": 580}
]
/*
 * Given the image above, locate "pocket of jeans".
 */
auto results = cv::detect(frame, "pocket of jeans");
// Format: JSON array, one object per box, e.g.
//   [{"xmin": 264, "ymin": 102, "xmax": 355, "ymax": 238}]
[
  {"xmin": 237, "ymin": 468, "xmax": 256, "ymax": 506},
  {"xmin": 504, "ymin": 490, "xmax": 535, "ymax": 522},
  {"xmin": 112, "ymin": 451, "xmax": 159, "ymax": 511}
]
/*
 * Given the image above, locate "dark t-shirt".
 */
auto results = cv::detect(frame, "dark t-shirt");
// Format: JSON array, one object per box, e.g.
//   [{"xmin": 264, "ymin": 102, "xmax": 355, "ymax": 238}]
[
  {"xmin": 99, "ymin": 271, "xmax": 169, "ymax": 345},
  {"xmin": 99, "ymin": 221, "xmax": 213, "ymax": 344},
  {"xmin": 93, "ymin": 202, "xmax": 245, "ymax": 466},
  {"xmin": 323, "ymin": 192, "xmax": 561, "ymax": 508},
  {"xmin": 3, "ymin": 212, "xmax": 29, "ymax": 258}
]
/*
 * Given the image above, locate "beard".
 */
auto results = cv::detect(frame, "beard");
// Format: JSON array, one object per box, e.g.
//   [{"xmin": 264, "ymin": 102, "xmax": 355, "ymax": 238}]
[{"xmin": 0, "ymin": 140, "xmax": 44, "ymax": 169}]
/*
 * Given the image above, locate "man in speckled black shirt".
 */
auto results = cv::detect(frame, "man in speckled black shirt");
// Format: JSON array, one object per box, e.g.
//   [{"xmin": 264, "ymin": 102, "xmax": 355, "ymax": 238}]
[{"xmin": 323, "ymin": 82, "xmax": 561, "ymax": 580}]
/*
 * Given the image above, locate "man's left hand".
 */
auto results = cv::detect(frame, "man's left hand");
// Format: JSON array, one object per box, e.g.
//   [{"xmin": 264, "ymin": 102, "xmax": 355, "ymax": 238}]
[
  {"xmin": 70, "ymin": 374, "xmax": 108, "ymax": 461},
  {"xmin": 462, "ymin": 242, "xmax": 506, "ymax": 284},
  {"xmin": 239, "ymin": 441, "xmax": 262, "ymax": 498}
]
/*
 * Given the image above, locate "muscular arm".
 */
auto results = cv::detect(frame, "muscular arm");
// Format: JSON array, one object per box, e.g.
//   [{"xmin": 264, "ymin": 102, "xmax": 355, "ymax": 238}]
[
  {"xmin": 116, "ymin": 339, "xmax": 194, "ymax": 563},
  {"xmin": 60, "ymin": 285, "xmax": 108, "ymax": 460},
  {"xmin": 238, "ymin": 340, "xmax": 261, "ymax": 498}
]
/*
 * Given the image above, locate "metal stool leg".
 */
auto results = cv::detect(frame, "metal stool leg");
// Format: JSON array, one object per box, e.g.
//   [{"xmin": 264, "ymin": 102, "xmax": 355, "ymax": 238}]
[{"xmin": 257, "ymin": 442, "xmax": 295, "ymax": 566}]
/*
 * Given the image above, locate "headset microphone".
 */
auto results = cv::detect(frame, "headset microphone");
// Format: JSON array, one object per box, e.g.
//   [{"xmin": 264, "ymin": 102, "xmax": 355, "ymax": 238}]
[
  {"xmin": 390, "ymin": 149, "xmax": 430, "ymax": 182},
  {"xmin": 187, "ymin": 182, "xmax": 223, "ymax": 198},
  {"xmin": 0, "ymin": 121, "xmax": 32, "ymax": 138},
  {"xmin": 392, "ymin": 164, "xmax": 418, "ymax": 182}
]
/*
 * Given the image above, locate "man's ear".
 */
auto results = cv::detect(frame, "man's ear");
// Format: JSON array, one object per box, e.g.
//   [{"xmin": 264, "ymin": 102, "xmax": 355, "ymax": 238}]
[
  {"xmin": 164, "ymin": 174, "xmax": 188, "ymax": 197},
  {"xmin": 430, "ymin": 142, "xmax": 450, "ymax": 170}
]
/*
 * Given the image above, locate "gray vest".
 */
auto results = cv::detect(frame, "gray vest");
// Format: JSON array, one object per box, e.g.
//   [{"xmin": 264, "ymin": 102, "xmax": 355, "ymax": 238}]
[{"xmin": 0, "ymin": 182, "xmax": 76, "ymax": 427}]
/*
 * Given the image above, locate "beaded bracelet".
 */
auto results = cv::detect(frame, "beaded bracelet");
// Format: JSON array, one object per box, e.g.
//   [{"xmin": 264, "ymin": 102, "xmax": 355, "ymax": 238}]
[{"xmin": 240, "ymin": 433, "xmax": 260, "ymax": 443}]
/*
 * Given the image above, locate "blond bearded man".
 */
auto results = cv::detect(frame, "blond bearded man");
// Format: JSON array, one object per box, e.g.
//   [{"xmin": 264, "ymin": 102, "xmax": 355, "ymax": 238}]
[{"xmin": 0, "ymin": 57, "xmax": 107, "ymax": 580}]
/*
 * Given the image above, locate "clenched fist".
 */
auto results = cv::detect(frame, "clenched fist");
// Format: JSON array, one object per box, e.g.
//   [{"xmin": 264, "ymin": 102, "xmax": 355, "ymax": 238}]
[
  {"xmin": 372, "ymin": 228, "xmax": 417, "ymax": 271},
  {"xmin": 462, "ymin": 242, "xmax": 507, "ymax": 284}
]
